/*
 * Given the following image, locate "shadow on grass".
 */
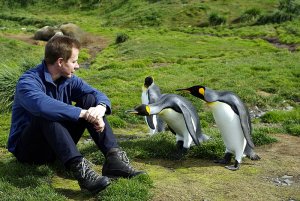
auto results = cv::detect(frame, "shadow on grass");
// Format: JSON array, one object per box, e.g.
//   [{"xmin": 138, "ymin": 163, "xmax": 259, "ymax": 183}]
[
  {"xmin": 0, "ymin": 159, "xmax": 52, "ymax": 188},
  {"xmin": 79, "ymin": 131, "xmax": 277, "ymax": 170}
]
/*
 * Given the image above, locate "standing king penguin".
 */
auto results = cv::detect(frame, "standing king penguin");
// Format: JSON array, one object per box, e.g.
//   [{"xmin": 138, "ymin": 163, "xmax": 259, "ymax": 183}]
[
  {"xmin": 177, "ymin": 85, "xmax": 260, "ymax": 170},
  {"xmin": 141, "ymin": 76, "xmax": 165, "ymax": 135},
  {"xmin": 128, "ymin": 93, "xmax": 210, "ymax": 158}
]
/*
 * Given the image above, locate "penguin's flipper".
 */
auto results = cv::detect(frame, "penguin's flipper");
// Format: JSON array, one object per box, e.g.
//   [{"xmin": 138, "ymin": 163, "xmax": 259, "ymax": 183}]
[
  {"xmin": 179, "ymin": 104, "xmax": 200, "ymax": 146},
  {"xmin": 220, "ymin": 94, "xmax": 255, "ymax": 148},
  {"xmin": 145, "ymin": 115, "xmax": 156, "ymax": 130},
  {"xmin": 235, "ymin": 102, "xmax": 255, "ymax": 148},
  {"xmin": 156, "ymin": 116, "xmax": 165, "ymax": 132}
]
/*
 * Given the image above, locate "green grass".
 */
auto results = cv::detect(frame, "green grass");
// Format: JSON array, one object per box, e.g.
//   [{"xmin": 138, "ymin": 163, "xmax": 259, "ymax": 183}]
[{"xmin": 0, "ymin": 0, "xmax": 299, "ymax": 200}]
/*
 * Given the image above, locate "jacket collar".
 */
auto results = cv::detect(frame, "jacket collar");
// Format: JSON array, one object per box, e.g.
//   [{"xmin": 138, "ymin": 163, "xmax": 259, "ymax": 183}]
[{"xmin": 42, "ymin": 60, "xmax": 72, "ymax": 86}]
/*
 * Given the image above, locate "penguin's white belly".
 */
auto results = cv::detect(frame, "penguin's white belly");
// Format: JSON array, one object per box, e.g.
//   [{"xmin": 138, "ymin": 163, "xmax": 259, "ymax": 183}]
[
  {"xmin": 159, "ymin": 108, "xmax": 194, "ymax": 148},
  {"xmin": 209, "ymin": 102, "xmax": 246, "ymax": 160},
  {"xmin": 141, "ymin": 90, "xmax": 149, "ymax": 105}
]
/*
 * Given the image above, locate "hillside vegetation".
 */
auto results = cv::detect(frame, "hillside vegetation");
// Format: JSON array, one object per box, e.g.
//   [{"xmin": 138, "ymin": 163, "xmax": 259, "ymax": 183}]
[{"xmin": 0, "ymin": 0, "xmax": 299, "ymax": 200}]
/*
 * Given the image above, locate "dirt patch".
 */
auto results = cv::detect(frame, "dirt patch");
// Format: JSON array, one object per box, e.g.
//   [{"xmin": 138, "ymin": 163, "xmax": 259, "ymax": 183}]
[
  {"xmin": 143, "ymin": 134, "xmax": 300, "ymax": 201},
  {"xmin": 263, "ymin": 37, "xmax": 298, "ymax": 52}
]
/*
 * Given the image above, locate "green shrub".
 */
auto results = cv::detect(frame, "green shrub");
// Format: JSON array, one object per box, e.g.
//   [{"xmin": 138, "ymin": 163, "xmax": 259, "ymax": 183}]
[
  {"xmin": 278, "ymin": 0, "xmax": 300, "ymax": 14},
  {"xmin": 234, "ymin": 8, "xmax": 261, "ymax": 23},
  {"xmin": 260, "ymin": 109, "xmax": 299, "ymax": 123},
  {"xmin": 0, "ymin": 60, "xmax": 37, "ymax": 113},
  {"xmin": 115, "ymin": 33, "xmax": 129, "ymax": 44},
  {"xmin": 252, "ymin": 128, "xmax": 278, "ymax": 146},
  {"xmin": 0, "ymin": 68, "xmax": 20, "ymax": 113},
  {"xmin": 256, "ymin": 10, "xmax": 294, "ymax": 24},
  {"xmin": 138, "ymin": 9, "xmax": 162, "ymax": 26},
  {"xmin": 208, "ymin": 13, "xmax": 226, "ymax": 26},
  {"xmin": 284, "ymin": 123, "xmax": 300, "ymax": 136}
]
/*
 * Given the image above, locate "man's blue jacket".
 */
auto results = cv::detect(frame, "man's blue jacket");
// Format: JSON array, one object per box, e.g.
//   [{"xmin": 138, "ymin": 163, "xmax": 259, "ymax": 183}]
[{"xmin": 7, "ymin": 60, "xmax": 111, "ymax": 154}]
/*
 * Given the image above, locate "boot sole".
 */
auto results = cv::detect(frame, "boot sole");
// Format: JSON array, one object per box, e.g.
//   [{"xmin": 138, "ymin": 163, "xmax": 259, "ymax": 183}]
[{"xmin": 80, "ymin": 180, "xmax": 111, "ymax": 194}]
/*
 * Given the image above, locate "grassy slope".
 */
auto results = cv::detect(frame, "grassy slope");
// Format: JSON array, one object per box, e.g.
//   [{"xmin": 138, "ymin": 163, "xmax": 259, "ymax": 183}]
[{"xmin": 0, "ymin": 0, "xmax": 299, "ymax": 200}]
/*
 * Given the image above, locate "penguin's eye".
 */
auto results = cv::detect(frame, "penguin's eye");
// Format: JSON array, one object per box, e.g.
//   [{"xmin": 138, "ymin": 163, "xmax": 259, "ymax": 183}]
[{"xmin": 199, "ymin": 88, "xmax": 205, "ymax": 95}]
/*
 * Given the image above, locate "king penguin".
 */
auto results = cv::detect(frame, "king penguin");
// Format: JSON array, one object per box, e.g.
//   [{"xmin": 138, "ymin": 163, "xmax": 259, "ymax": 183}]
[
  {"xmin": 177, "ymin": 85, "xmax": 260, "ymax": 170},
  {"xmin": 141, "ymin": 76, "xmax": 165, "ymax": 135},
  {"xmin": 128, "ymin": 93, "xmax": 210, "ymax": 158}
]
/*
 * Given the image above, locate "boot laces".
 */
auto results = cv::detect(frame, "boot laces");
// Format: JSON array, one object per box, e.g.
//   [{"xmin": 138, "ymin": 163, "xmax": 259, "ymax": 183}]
[
  {"xmin": 80, "ymin": 158, "xmax": 99, "ymax": 182},
  {"xmin": 119, "ymin": 151, "xmax": 130, "ymax": 164}
]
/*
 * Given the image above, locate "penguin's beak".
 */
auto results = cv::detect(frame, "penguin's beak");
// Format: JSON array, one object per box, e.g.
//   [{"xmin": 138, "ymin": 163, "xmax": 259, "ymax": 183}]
[
  {"xmin": 176, "ymin": 88, "xmax": 191, "ymax": 93},
  {"xmin": 125, "ymin": 109, "xmax": 138, "ymax": 114}
]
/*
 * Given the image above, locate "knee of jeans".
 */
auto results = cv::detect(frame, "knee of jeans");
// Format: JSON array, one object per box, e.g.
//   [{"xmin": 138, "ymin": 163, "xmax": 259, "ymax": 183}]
[
  {"xmin": 31, "ymin": 116, "xmax": 61, "ymax": 127},
  {"xmin": 75, "ymin": 94, "xmax": 96, "ymax": 109}
]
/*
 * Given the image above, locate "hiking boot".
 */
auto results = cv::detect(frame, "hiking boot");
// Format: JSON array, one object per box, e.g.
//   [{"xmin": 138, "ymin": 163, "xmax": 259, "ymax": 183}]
[
  {"xmin": 102, "ymin": 148, "xmax": 146, "ymax": 179},
  {"xmin": 70, "ymin": 158, "xmax": 110, "ymax": 193}
]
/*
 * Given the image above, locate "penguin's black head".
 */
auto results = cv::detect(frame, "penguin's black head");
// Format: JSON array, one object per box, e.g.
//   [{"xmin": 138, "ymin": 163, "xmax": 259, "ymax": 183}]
[
  {"xmin": 176, "ymin": 85, "xmax": 206, "ymax": 100},
  {"xmin": 144, "ymin": 76, "xmax": 154, "ymax": 88},
  {"xmin": 127, "ymin": 104, "xmax": 151, "ymax": 116}
]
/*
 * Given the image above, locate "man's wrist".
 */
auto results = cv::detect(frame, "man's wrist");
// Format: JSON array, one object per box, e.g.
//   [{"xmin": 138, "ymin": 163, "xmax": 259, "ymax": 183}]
[
  {"xmin": 79, "ymin": 109, "xmax": 87, "ymax": 118},
  {"xmin": 98, "ymin": 102, "xmax": 107, "ymax": 108},
  {"xmin": 97, "ymin": 103, "xmax": 107, "ymax": 116}
]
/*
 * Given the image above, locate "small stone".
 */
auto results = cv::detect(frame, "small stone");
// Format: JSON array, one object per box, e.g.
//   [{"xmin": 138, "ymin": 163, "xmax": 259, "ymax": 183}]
[
  {"xmin": 273, "ymin": 178, "xmax": 281, "ymax": 184},
  {"xmin": 283, "ymin": 179, "xmax": 294, "ymax": 185},
  {"xmin": 281, "ymin": 175, "xmax": 293, "ymax": 179}
]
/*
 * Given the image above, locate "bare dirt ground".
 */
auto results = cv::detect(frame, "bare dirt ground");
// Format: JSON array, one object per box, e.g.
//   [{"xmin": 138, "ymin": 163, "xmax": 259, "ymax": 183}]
[{"xmin": 137, "ymin": 133, "xmax": 300, "ymax": 201}]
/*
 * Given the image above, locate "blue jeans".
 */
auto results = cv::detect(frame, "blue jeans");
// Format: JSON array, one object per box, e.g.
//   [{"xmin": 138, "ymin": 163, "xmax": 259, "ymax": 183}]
[{"xmin": 14, "ymin": 94, "xmax": 118, "ymax": 166}]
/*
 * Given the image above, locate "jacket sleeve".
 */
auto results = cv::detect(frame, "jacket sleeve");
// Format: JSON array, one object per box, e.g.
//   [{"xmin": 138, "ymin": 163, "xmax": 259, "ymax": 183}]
[
  {"xmin": 70, "ymin": 76, "xmax": 112, "ymax": 114},
  {"xmin": 16, "ymin": 75, "xmax": 81, "ymax": 121}
]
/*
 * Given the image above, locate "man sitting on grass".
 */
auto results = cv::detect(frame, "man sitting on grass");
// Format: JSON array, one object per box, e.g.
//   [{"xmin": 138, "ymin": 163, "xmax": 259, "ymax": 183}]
[{"xmin": 7, "ymin": 35, "xmax": 145, "ymax": 194}]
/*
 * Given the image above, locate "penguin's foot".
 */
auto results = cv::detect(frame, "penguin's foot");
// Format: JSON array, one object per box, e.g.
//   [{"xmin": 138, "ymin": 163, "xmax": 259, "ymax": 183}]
[
  {"xmin": 172, "ymin": 141, "xmax": 188, "ymax": 160},
  {"xmin": 225, "ymin": 160, "xmax": 240, "ymax": 171},
  {"xmin": 214, "ymin": 152, "xmax": 232, "ymax": 164},
  {"xmin": 247, "ymin": 154, "xmax": 261, "ymax": 161}
]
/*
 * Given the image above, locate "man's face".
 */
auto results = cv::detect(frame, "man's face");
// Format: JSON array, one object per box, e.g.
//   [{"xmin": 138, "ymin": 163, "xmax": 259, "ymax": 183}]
[{"xmin": 60, "ymin": 48, "xmax": 79, "ymax": 78}]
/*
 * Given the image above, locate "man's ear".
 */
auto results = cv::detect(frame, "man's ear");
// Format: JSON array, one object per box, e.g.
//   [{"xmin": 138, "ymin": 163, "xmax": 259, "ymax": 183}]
[{"xmin": 57, "ymin": 58, "xmax": 64, "ymax": 67}]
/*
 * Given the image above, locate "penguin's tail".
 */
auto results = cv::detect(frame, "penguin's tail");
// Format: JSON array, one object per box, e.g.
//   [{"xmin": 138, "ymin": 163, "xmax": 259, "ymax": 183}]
[
  {"xmin": 198, "ymin": 133, "xmax": 211, "ymax": 143},
  {"xmin": 244, "ymin": 144, "xmax": 261, "ymax": 160}
]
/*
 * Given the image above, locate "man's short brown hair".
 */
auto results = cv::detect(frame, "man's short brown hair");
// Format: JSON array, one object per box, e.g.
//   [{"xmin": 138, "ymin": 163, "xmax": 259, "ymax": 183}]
[{"xmin": 44, "ymin": 35, "xmax": 81, "ymax": 65}]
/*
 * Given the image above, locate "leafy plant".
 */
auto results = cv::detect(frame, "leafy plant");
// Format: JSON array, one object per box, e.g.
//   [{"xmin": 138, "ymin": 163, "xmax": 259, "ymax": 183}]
[
  {"xmin": 278, "ymin": 0, "xmax": 300, "ymax": 14},
  {"xmin": 208, "ymin": 13, "xmax": 226, "ymax": 26},
  {"xmin": 0, "ymin": 60, "xmax": 37, "ymax": 113},
  {"xmin": 115, "ymin": 32, "xmax": 129, "ymax": 44},
  {"xmin": 0, "ymin": 68, "xmax": 20, "ymax": 113},
  {"xmin": 233, "ymin": 8, "xmax": 261, "ymax": 23}
]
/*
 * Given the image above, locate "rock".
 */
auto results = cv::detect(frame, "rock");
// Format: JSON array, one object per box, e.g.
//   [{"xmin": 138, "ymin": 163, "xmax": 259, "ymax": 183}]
[
  {"xmin": 34, "ymin": 26, "xmax": 62, "ymax": 41},
  {"xmin": 59, "ymin": 23, "xmax": 84, "ymax": 42},
  {"xmin": 283, "ymin": 179, "xmax": 294, "ymax": 186},
  {"xmin": 281, "ymin": 175, "xmax": 293, "ymax": 179}
]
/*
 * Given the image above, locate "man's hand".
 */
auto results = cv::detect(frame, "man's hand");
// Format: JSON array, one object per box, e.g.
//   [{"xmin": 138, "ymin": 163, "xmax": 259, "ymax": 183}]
[
  {"xmin": 85, "ymin": 105, "xmax": 106, "ymax": 123},
  {"xmin": 93, "ymin": 117, "xmax": 105, "ymax": 132},
  {"xmin": 79, "ymin": 104, "xmax": 107, "ymax": 132}
]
